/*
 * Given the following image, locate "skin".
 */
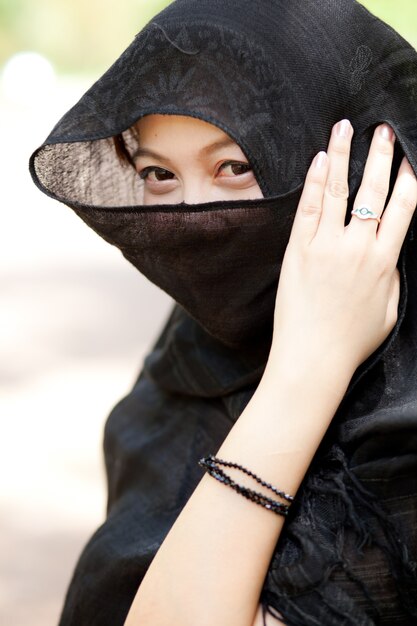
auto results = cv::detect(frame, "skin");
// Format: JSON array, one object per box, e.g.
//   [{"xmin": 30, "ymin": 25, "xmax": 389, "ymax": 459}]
[
  {"xmin": 133, "ymin": 114, "xmax": 263, "ymax": 204},
  {"xmin": 124, "ymin": 114, "xmax": 417, "ymax": 626}
]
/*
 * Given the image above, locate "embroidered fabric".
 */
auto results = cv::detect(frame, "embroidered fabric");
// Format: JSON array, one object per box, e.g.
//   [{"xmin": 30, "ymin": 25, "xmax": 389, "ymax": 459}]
[{"xmin": 29, "ymin": 0, "xmax": 417, "ymax": 624}]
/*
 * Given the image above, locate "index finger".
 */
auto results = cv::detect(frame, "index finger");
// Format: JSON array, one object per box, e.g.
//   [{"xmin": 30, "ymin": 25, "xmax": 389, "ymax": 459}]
[
  {"xmin": 288, "ymin": 150, "xmax": 329, "ymax": 248},
  {"xmin": 377, "ymin": 156, "xmax": 417, "ymax": 262}
]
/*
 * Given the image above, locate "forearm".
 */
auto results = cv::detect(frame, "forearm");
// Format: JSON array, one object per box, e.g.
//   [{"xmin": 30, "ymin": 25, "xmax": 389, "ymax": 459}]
[{"xmin": 124, "ymin": 355, "xmax": 354, "ymax": 626}]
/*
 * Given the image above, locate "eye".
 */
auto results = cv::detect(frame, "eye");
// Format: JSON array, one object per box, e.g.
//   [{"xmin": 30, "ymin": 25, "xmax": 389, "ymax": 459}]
[
  {"xmin": 139, "ymin": 166, "xmax": 176, "ymax": 181},
  {"xmin": 217, "ymin": 161, "xmax": 253, "ymax": 177}
]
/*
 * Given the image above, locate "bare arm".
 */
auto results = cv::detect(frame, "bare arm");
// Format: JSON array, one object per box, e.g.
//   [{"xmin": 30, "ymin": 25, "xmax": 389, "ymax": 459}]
[
  {"xmin": 124, "ymin": 358, "xmax": 352, "ymax": 626},
  {"xmin": 124, "ymin": 121, "xmax": 417, "ymax": 626},
  {"xmin": 124, "ymin": 355, "xmax": 342, "ymax": 626}
]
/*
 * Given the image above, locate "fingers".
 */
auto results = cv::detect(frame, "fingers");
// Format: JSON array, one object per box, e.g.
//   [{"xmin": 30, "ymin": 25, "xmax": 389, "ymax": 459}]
[
  {"xmin": 290, "ymin": 119, "xmax": 417, "ymax": 258},
  {"xmin": 290, "ymin": 119, "xmax": 353, "ymax": 248},
  {"xmin": 288, "ymin": 150, "xmax": 329, "ymax": 247},
  {"xmin": 377, "ymin": 156, "xmax": 417, "ymax": 263},
  {"xmin": 349, "ymin": 123, "xmax": 396, "ymax": 237}
]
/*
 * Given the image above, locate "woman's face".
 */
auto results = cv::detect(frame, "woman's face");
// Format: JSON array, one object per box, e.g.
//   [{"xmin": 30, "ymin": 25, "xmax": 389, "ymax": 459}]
[{"xmin": 133, "ymin": 114, "xmax": 263, "ymax": 205}]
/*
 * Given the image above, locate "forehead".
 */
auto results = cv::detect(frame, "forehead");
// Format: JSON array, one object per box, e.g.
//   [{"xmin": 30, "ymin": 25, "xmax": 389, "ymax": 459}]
[
  {"xmin": 135, "ymin": 114, "xmax": 233, "ymax": 142},
  {"xmin": 133, "ymin": 114, "xmax": 249, "ymax": 163}
]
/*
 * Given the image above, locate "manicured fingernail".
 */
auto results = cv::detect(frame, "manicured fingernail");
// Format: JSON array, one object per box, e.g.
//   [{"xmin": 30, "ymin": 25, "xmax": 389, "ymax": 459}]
[
  {"xmin": 336, "ymin": 119, "xmax": 351, "ymax": 138},
  {"xmin": 314, "ymin": 151, "xmax": 328, "ymax": 168},
  {"xmin": 379, "ymin": 123, "xmax": 394, "ymax": 141}
]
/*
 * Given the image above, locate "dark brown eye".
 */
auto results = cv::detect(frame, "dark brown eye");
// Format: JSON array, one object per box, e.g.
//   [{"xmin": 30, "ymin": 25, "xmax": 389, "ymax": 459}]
[
  {"xmin": 139, "ymin": 167, "xmax": 175, "ymax": 181},
  {"xmin": 218, "ymin": 161, "xmax": 252, "ymax": 176},
  {"xmin": 231, "ymin": 163, "xmax": 251, "ymax": 175}
]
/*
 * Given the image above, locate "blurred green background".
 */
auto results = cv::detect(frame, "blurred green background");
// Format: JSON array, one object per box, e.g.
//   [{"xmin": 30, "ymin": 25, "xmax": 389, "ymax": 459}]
[
  {"xmin": 0, "ymin": 0, "xmax": 416, "ymax": 75},
  {"xmin": 0, "ymin": 0, "xmax": 172, "ymax": 74}
]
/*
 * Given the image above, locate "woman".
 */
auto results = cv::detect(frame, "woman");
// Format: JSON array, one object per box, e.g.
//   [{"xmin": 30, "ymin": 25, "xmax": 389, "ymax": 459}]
[{"xmin": 30, "ymin": 0, "xmax": 417, "ymax": 624}]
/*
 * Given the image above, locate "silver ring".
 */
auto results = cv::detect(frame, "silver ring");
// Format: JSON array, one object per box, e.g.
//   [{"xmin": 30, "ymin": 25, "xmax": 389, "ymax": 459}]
[{"xmin": 351, "ymin": 205, "xmax": 381, "ymax": 223}]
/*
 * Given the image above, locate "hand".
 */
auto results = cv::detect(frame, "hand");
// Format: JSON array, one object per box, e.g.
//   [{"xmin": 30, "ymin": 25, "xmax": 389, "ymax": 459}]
[{"xmin": 268, "ymin": 120, "xmax": 417, "ymax": 378}]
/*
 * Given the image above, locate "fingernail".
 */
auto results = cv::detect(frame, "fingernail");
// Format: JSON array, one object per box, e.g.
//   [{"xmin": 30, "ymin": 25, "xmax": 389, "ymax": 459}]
[
  {"xmin": 379, "ymin": 123, "xmax": 394, "ymax": 141},
  {"xmin": 336, "ymin": 119, "xmax": 352, "ymax": 138},
  {"xmin": 314, "ymin": 151, "xmax": 328, "ymax": 168}
]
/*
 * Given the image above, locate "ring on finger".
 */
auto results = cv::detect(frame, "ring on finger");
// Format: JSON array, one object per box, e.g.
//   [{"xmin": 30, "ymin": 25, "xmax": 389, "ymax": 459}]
[{"xmin": 351, "ymin": 205, "xmax": 381, "ymax": 223}]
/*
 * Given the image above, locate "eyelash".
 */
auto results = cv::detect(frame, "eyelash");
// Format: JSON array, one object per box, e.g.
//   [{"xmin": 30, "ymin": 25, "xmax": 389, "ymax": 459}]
[
  {"xmin": 138, "ymin": 161, "xmax": 252, "ymax": 181},
  {"xmin": 139, "ymin": 167, "xmax": 174, "ymax": 181},
  {"xmin": 219, "ymin": 161, "xmax": 252, "ymax": 176}
]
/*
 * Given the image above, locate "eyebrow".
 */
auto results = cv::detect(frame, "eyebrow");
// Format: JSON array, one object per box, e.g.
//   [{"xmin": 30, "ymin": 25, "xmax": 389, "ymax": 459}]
[
  {"xmin": 200, "ymin": 137, "xmax": 237, "ymax": 156},
  {"xmin": 132, "ymin": 147, "xmax": 174, "ymax": 164},
  {"xmin": 132, "ymin": 137, "xmax": 239, "ymax": 164}
]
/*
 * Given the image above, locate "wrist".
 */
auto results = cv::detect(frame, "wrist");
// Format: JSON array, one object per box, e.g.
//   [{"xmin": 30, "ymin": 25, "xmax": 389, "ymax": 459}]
[
  {"xmin": 265, "ymin": 341, "xmax": 356, "ymax": 392},
  {"xmin": 226, "ymin": 352, "xmax": 352, "ymax": 498},
  {"xmin": 257, "ymin": 349, "xmax": 354, "ymax": 422}
]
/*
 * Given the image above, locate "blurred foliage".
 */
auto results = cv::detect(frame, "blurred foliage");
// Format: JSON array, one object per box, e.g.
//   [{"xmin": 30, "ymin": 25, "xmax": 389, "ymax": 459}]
[
  {"xmin": 359, "ymin": 0, "xmax": 417, "ymax": 48},
  {"xmin": 0, "ymin": 0, "xmax": 173, "ymax": 74},
  {"xmin": 0, "ymin": 0, "xmax": 416, "ymax": 74}
]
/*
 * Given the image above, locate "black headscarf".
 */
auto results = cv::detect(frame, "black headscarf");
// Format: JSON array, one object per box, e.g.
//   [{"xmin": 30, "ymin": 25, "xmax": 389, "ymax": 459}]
[{"xmin": 30, "ymin": 1, "xmax": 417, "ymax": 624}]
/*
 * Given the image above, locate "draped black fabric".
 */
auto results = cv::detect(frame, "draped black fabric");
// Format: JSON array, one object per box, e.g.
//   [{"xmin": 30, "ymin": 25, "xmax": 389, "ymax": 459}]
[{"xmin": 29, "ymin": 1, "xmax": 417, "ymax": 624}]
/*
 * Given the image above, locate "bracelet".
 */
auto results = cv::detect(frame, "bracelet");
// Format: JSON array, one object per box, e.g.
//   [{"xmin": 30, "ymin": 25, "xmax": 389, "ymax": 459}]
[{"xmin": 198, "ymin": 454, "xmax": 294, "ymax": 517}]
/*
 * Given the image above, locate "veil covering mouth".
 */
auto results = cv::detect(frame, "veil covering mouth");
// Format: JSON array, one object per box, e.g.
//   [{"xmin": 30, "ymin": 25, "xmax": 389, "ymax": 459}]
[{"xmin": 29, "ymin": 1, "xmax": 417, "ymax": 624}]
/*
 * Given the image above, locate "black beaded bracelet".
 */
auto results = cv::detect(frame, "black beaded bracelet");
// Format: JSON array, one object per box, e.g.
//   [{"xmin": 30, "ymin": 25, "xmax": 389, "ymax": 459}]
[{"xmin": 198, "ymin": 454, "xmax": 294, "ymax": 517}]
